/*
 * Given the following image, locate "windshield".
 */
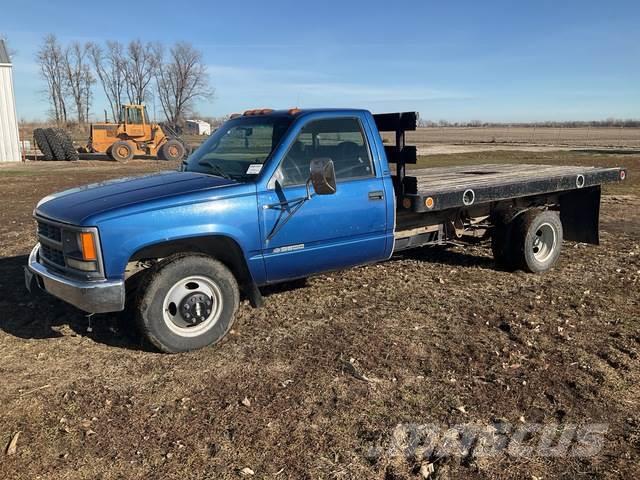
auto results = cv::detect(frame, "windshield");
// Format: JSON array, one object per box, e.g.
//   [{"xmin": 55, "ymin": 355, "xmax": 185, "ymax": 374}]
[{"xmin": 183, "ymin": 115, "xmax": 293, "ymax": 180}]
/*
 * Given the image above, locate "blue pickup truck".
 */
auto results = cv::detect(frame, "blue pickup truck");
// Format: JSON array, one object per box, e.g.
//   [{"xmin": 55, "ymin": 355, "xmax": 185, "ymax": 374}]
[{"xmin": 25, "ymin": 108, "xmax": 627, "ymax": 352}]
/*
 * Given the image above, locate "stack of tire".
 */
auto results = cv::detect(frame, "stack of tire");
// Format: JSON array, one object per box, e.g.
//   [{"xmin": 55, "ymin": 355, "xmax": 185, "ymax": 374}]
[{"xmin": 33, "ymin": 128, "xmax": 79, "ymax": 161}]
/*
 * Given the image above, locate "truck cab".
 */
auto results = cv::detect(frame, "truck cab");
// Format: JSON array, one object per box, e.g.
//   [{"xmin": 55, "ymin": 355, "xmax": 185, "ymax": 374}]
[{"xmin": 25, "ymin": 108, "xmax": 626, "ymax": 353}]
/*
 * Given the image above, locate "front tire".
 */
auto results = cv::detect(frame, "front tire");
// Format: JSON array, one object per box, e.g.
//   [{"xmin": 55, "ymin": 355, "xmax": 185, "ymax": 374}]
[
  {"xmin": 110, "ymin": 141, "xmax": 134, "ymax": 162},
  {"xmin": 135, "ymin": 255, "xmax": 239, "ymax": 353}
]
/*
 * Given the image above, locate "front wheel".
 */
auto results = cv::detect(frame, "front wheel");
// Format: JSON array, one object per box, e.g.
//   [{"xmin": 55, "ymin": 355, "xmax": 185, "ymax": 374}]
[{"xmin": 135, "ymin": 255, "xmax": 240, "ymax": 353}]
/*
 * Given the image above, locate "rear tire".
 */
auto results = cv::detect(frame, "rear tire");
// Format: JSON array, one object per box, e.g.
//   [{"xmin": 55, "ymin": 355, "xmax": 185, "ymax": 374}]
[
  {"xmin": 511, "ymin": 210, "xmax": 563, "ymax": 273},
  {"xmin": 44, "ymin": 128, "xmax": 66, "ymax": 160},
  {"xmin": 110, "ymin": 141, "xmax": 134, "ymax": 162},
  {"xmin": 159, "ymin": 139, "xmax": 186, "ymax": 161},
  {"xmin": 33, "ymin": 128, "xmax": 54, "ymax": 161},
  {"xmin": 135, "ymin": 254, "xmax": 240, "ymax": 353}
]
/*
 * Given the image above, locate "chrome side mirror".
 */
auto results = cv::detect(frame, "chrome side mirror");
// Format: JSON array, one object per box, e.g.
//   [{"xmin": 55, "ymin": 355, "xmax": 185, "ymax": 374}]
[{"xmin": 309, "ymin": 158, "xmax": 337, "ymax": 195}]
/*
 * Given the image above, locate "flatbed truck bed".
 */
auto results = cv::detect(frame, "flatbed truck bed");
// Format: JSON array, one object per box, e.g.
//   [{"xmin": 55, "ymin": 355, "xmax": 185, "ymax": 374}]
[{"xmin": 400, "ymin": 163, "xmax": 625, "ymax": 212}]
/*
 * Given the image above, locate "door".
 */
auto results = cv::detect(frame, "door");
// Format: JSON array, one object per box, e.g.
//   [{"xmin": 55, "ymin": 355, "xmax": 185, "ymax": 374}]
[
  {"xmin": 258, "ymin": 116, "xmax": 388, "ymax": 283},
  {"xmin": 124, "ymin": 106, "xmax": 145, "ymax": 138}
]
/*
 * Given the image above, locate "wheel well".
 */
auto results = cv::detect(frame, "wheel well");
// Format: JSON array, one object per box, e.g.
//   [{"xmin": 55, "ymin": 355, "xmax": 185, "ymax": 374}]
[{"xmin": 128, "ymin": 236, "xmax": 263, "ymax": 307}]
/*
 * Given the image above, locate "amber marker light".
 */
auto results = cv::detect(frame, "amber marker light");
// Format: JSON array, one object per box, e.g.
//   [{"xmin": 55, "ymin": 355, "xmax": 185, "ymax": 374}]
[
  {"xmin": 80, "ymin": 232, "xmax": 97, "ymax": 261},
  {"xmin": 425, "ymin": 197, "xmax": 434, "ymax": 209}
]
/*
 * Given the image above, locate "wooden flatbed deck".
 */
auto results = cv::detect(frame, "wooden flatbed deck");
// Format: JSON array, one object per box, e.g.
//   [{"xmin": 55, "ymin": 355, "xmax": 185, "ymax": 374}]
[{"xmin": 400, "ymin": 163, "xmax": 625, "ymax": 212}]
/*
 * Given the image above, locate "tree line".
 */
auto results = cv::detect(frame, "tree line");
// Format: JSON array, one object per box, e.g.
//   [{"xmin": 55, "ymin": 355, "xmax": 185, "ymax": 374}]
[
  {"xmin": 420, "ymin": 119, "xmax": 640, "ymax": 128},
  {"xmin": 36, "ymin": 34, "xmax": 212, "ymax": 128}
]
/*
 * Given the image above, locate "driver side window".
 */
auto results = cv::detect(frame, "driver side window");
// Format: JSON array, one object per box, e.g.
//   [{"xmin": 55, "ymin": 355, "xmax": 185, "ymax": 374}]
[{"xmin": 274, "ymin": 117, "xmax": 373, "ymax": 187}]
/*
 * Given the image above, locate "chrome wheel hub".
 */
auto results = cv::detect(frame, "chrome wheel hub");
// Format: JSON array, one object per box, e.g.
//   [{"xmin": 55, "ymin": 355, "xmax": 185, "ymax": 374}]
[
  {"xmin": 532, "ymin": 222, "xmax": 556, "ymax": 263},
  {"xmin": 162, "ymin": 275, "xmax": 223, "ymax": 337}
]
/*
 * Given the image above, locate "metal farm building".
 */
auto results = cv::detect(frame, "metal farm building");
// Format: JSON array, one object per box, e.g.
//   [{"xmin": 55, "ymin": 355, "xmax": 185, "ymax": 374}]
[{"xmin": 0, "ymin": 39, "xmax": 20, "ymax": 162}]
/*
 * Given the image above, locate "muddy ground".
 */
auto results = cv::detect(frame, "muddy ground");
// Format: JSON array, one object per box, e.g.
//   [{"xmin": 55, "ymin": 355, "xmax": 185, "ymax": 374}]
[{"xmin": 0, "ymin": 151, "xmax": 638, "ymax": 479}]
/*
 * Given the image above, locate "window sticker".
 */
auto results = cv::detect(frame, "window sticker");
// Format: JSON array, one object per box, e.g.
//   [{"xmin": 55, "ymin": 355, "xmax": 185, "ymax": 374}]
[{"xmin": 246, "ymin": 164, "xmax": 263, "ymax": 174}]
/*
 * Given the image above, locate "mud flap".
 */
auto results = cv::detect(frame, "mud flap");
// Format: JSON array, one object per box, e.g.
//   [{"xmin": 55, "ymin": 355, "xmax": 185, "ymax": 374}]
[{"xmin": 560, "ymin": 186, "xmax": 600, "ymax": 245}]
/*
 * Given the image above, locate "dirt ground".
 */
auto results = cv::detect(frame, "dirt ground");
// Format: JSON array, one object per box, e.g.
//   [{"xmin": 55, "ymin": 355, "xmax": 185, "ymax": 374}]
[{"xmin": 0, "ymin": 151, "xmax": 638, "ymax": 479}]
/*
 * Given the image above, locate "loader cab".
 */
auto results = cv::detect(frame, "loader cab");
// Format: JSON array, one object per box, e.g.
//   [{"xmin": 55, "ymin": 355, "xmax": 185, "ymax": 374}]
[{"xmin": 120, "ymin": 104, "xmax": 149, "ymax": 138}]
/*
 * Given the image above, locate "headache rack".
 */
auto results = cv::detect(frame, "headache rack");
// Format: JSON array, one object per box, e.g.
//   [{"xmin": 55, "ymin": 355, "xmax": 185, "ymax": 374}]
[{"xmin": 373, "ymin": 111, "xmax": 418, "ymax": 198}]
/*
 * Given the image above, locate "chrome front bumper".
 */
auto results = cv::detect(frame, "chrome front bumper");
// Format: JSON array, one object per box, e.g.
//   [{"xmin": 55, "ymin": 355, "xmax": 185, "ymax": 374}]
[{"xmin": 25, "ymin": 244, "xmax": 125, "ymax": 313}]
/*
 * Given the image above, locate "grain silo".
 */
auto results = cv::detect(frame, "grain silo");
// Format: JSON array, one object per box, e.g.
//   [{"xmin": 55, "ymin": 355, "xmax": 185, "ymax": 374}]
[{"xmin": 0, "ymin": 39, "xmax": 20, "ymax": 162}]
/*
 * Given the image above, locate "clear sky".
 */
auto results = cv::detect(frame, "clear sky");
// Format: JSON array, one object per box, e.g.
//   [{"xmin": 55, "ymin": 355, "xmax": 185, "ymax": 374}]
[{"xmin": 2, "ymin": 0, "xmax": 639, "ymax": 122}]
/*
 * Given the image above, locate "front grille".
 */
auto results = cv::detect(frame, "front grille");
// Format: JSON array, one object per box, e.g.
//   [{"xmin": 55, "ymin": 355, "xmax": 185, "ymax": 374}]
[
  {"xmin": 40, "ymin": 243, "xmax": 65, "ymax": 267},
  {"xmin": 37, "ymin": 220, "xmax": 62, "ymax": 243}
]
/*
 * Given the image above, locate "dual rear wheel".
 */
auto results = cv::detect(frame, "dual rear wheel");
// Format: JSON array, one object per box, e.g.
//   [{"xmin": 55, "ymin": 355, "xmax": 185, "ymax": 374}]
[{"xmin": 492, "ymin": 209, "xmax": 563, "ymax": 273}]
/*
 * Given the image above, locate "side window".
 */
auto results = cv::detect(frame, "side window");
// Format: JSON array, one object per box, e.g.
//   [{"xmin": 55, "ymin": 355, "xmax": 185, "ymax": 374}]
[
  {"xmin": 128, "ymin": 108, "xmax": 143, "ymax": 124},
  {"xmin": 275, "ymin": 117, "xmax": 373, "ymax": 187}
]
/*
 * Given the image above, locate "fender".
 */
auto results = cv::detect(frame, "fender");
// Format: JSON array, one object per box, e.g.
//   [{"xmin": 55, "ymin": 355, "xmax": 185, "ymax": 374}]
[{"xmin": 127, "ymin": 234, "xmax": 264, "ymax": 308}]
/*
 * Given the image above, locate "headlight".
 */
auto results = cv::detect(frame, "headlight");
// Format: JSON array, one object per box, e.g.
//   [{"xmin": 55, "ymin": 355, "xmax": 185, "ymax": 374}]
[{"xmin": 66, "ymin": 257, "xmax": 98, "ymax": 271}]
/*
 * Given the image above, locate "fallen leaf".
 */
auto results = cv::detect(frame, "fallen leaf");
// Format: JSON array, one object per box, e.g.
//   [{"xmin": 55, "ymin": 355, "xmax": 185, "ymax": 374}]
[
  {"xmin": 241, "ymin": 397, "xmax": 251, "ymax": 407},
  {"xmin": 6, "ymin": 431, "xmax": 20, "ymax": 455},
  {"xmin": 419, "ymin": 462, "xmax": 435, "ymax": 478},
  {"xmin": 239, "ymin": 467, "xmax": 255, "ymax": 476}
]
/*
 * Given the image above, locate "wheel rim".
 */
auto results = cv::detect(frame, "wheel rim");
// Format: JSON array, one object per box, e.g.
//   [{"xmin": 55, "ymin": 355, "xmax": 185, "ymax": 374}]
[
  {"xmin": 162, "ymin": 275, "xmax": 223, "ymax": 337},
  {"xmin": 531, "ymin": 222, "xmax": 556, "ymax": 263},
  {"xmin": 117, "ymin": 146, "xmax": 129, "ymax": 158},
  {"xmin": 168, "ymin": 145, "xmax": 179, "ymax": 157}
]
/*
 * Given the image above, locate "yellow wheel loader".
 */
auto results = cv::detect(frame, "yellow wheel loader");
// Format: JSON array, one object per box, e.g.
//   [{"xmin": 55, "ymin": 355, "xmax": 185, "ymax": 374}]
[{"xmin": 86, "ymin": 104, "xmax": 187, "ymax": 162}]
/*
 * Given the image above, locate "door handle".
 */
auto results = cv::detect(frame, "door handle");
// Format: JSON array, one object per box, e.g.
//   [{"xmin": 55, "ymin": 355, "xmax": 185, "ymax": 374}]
[{"xmin": 368, "ymin": 190, "xmax": 384, "ymax": 200}]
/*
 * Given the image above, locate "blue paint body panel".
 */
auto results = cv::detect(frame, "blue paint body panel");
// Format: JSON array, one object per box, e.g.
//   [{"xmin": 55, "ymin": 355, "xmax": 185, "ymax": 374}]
[{"xmin": 34, "ymin": 109, "xmax": 396, "ymax": 288}]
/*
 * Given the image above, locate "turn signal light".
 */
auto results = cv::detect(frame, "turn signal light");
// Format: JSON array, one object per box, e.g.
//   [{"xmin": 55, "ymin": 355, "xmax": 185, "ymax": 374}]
[{"xmin": 80, "ymin": 232, "xmax": 97, "ymax": 261}]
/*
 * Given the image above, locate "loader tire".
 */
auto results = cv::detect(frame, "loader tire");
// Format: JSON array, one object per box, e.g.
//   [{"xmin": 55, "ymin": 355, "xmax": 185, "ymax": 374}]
[
  {"xmin": 54, "ymin": 129, "xmax": 79, "ymax": 161},
  {"xmin": 33, "ymin": 128, "xmax": 54, "ymax": 161},
  {"xmin": 44, "ymin": 128, "xmax": 66, "ymax": 161},
  {"xmin": 159, "ymin": 139, "xmax": 186, "ymax": 161},
  {"xmin": 110, "ymin": 141, "xmax": 134, "ymax": 162}
]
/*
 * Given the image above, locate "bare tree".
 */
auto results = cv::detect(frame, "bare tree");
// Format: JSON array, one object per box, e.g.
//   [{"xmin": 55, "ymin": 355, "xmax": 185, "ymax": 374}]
[
  {"xmin": 63, "ymin": 42, "xmax": 95, "ymax": 125},
  {"xmin": 154, "ymin": 42, "xmax": 213, "ymax": 126},
  {"xmin": 124, "ymin": 40, "xmax": 159, "ymax": 105},
  {"xmin": 36, "ymin": 34, "xmax": 68, "ymax": 125},
  {"xmin": 89, "ymin": 41, "xmax": 126, "ymax": 122}
]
